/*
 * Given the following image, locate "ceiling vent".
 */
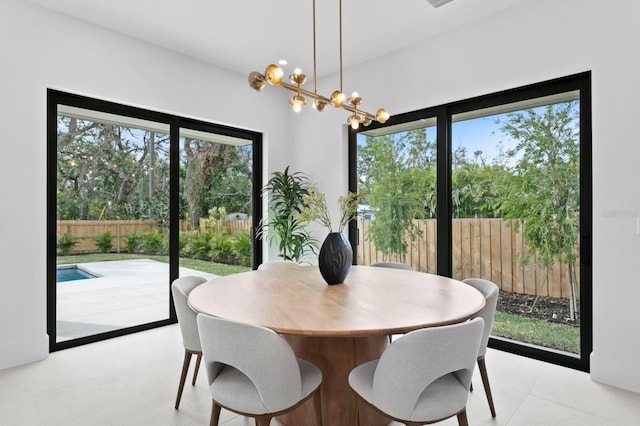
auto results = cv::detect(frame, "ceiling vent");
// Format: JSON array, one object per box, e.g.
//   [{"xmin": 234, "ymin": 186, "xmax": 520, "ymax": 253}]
[{"xmin": 427, "ymin": 0, "xmax": 455, "ymax": 8}]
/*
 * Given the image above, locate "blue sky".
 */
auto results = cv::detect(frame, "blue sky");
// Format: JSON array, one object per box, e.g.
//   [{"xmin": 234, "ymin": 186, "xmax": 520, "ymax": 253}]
[{"xmin": 452, "ymin": 113, "xmax": 515, "ymax": 164}]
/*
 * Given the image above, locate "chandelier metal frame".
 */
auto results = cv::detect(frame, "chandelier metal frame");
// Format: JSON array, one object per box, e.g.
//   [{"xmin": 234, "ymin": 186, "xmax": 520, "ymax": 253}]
[{"xmin": 248, "ymin": 0, "xmax": 389, "ymax": 129}]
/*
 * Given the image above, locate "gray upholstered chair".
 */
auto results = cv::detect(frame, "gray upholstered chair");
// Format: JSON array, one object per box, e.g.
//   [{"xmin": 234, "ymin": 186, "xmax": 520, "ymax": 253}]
[
  {"xmin": 171, "ymin": 275, "xmax": 207, "ymax": 409},
  {"xmin": 371, "ymin": 261, "xmax": 413, "ymax": 270},
  {"xmin": 348, "ymin": 317, "xmax": 484, "ymax": 426},
  {"xmin": 462, "ymin": 278, "xmax": 499, "ymax": 417},
  {"xmin": 196, "ymin": 313, "xmax": 323, "ymax": 426},
  {"xmin": 372, "ymin": 261, "xmax": 413, "ymax": 342},
  {"xmin": 257, "ymin": 260, "xmax": 302, "ymax": 271}
]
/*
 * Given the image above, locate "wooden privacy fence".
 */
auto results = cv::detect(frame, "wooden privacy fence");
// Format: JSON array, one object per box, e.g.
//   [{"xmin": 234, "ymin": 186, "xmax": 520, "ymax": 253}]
[
  {"xmin": 357, "ymin": 218, "xmax": 580, "ymax": 300},
  {"xmin": 57, "ymin": 219, "xmax": 251, "ymax": 254},
  {"xmin": 57, "ymin": 220, "xmax": 156, "ymax": 253},
  {"xmin": 58, "ymin": 218, "xmax": 578, "ymax": 299},
  {"xmin": 179, "ymin": 219, "xmax": 251, "ymax": 236}
]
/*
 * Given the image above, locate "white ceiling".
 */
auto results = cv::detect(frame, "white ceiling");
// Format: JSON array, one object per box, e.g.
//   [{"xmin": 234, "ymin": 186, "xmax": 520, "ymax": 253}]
[{"xmin": 25, "ymin": 0, "xmax": 525, "ymax": 78}]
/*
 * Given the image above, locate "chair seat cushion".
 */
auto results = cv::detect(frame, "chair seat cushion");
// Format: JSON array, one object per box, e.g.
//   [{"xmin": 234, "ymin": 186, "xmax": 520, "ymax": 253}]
[
  {"xmin": 297, "ymin": 359, "xmax": 323, "ymax": 399},
  {"xmin": 350, "ymin": 360, "xmax": 469, "ymax": 422},
  {"xmin": 348, "ymin": 360, "xmax": 378, "ymax": 402},
  {"xmin": 210, "ymin": 359, "xmax": 321, "ymax": 415},
  {"xmin": 210, "ymin": 365, "xmax": 265, "ymax": 414},
  {"xmin": 410, "ymin": 374, "xmax": 469, "ymax": 421}
]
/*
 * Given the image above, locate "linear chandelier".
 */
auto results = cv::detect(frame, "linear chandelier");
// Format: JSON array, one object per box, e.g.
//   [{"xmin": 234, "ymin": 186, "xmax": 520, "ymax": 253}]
[{"xmin": 248, "ymin": 0, "xmax": 389, "ymax": 129}]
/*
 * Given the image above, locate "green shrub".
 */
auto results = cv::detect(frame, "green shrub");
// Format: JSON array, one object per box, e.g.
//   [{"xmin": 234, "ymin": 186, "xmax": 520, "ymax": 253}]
[
  {"xmin": 181, "ymin": 229, "xmax": 251, "ymax": 265},
  {"xmin": 57, "ymin": 233, "xmax": 78, "ymax": 256},
  {"xmin": 142, "ymin": 230, "xmax": 165, "ymax": 255},
  {"xmin": 200, "ymin": 206, "xmax": 227, "ymax": 232},
  {"xmin": 123, "ymin": 230, "xmax": 143, "ymax": 253},
  {"xmin": 233, "ymin": 230, "xmax": 252, "ymax": 266},
  {"xmin": 179, "ymin": 230, "xmax": 199, "ymax": 257},
  {"xmin": 189, "ymin": 231, "xmax": 215, "ymax": 260},
  {"xmin": 94, "ymin": 231, "xmax": 113, "ymax": 253},
  {"xmin": 210, "ymin": 233, "xmax": 236, "ymax": 264}
]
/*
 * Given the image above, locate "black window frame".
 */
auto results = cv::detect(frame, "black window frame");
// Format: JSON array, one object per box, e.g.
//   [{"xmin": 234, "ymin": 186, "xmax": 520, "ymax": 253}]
[
  {"xmin": 348, "ymin": 72, "xmax": 592, "ymax": 371},
  {"xmin": 47, "ymin": 89, "xmax": 263, "ymax": 351}
]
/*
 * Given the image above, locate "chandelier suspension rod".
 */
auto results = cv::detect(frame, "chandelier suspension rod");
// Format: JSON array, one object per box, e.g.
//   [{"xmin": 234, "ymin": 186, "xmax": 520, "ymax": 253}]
[
  {"xmin": 313, "ymin": 0, "xmax": 318, "ymax": 94},
  {"xmin": 338, "ymin": 0, "xmax": 343, "ymax": 93}
]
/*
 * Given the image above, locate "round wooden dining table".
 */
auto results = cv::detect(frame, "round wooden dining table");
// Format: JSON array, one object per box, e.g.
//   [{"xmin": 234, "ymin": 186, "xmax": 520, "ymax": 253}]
[{"xmin": 188, "ymin": 265, "xmax": 485, "ymax": 426}]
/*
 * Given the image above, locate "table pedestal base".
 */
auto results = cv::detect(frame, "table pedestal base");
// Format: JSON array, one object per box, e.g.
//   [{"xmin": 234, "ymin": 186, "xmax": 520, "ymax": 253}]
[{"xmin": 279, "ymin": 335, "xmax": 390, "ymax": 426}]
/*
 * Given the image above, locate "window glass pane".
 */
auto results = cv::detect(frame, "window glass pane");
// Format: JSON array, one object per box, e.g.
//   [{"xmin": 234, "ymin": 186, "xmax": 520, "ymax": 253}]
[
  {"xmin": 357, "ymin": 118, "xmax": 438, "ymax": 271},
  {"xmin": 451, "ymin": 92, "xmax": 581, "ymax": 355},
  {"xmin": 178, "ymin": 130, "xmax": 254, "ymax": 276},
  {"xmin": 56, "ymin": 107, "xmax": 170, "ymax": 342}
]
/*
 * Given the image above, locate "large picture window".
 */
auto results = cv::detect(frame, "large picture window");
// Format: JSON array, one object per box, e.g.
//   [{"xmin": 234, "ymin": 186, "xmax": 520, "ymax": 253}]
[
  {"xmin": 349, "ymin": 72, "xmax": 592, "ymax": 371},
  {"xmin": 47, "ymin": 90, "xmax": 262, "ymax": 351}
]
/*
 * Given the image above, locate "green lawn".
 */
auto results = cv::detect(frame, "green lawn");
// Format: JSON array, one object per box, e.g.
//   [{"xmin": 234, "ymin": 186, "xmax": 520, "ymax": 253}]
[
  {"xmin": 492, "ymin": 310, "xmax": 580, "ymax": 354},
  {"xmin": 56, "ymin": 253, "xmax": 251, "ymax": 276}
]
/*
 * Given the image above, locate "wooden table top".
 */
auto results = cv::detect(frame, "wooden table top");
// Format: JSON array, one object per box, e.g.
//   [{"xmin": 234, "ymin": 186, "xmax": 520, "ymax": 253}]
[{"xmin": 188, "ymin": 265, "xmax": 485, "ymax": 337}]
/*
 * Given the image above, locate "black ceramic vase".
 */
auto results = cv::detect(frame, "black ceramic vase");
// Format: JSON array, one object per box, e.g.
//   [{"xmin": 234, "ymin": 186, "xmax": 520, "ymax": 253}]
[{"xmin": 318, "ymin": 232, "xmax": 353, "ymax": 285}]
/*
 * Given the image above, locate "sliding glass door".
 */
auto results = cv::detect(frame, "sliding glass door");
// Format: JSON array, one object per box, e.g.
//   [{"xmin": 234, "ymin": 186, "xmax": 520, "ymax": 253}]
[
  {"xmin": 349, "ymin": 72, "xmax": 591, "ymax": 371},
  {"xmin": 47, "ymin": 90, "xmax": 262, "ymax": 350}
]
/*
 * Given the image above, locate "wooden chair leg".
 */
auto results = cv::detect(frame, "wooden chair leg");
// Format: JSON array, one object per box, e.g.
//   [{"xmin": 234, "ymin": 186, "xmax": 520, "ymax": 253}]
[
  {"xmin": 313, "ymin": 388, "xmax": 323, "ymax": 426},
  {"xmin": 210, "ymin": 402, "xmax": 221, "ymax": 426},
  {"xmin": 478, "ymin": 356, "xmax": 496, "ymax": 417},
  {"xmin": 175, "ymin": 350, "xmax": 192, "ymax": 409},
  {"xmin": 456, "ymin": 408, "xmax": 469, "ymax": 426},
  {"xmin": 192, "ymin": 351, "xmax": 202, "ymax": 386}
]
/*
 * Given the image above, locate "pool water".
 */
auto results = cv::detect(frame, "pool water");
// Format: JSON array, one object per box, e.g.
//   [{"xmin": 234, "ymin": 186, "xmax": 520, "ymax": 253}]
[{"xmin": 57, "ymin": 266, "xmax": 98, "ymax": 282}]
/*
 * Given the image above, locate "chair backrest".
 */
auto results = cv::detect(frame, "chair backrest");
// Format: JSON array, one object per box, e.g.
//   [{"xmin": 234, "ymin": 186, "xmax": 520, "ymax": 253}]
[
  {"xmin": 462, "ymin": 278, "xmax": 499, "ymax": 357},
  {"xmin": 257, "ymin": 260, "xmax": 302, "ymax": 271},
  {"xmin": 171, "ymin": 276, "xmax": 207, "ymax": 351},
  {"xmin": 371, "ymin": 317, "xmax": 484, "ymax": 420},
  {"xmin": 371, "ymin": 261, "xmax": 412, "ymax": 271},
  {"xmin": 196, "ymin": 313, "xmax": 303, "ymax": 413}
]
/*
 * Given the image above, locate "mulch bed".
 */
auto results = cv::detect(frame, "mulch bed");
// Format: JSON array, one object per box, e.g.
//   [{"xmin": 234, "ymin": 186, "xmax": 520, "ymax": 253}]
[{"xmin": 497, "ymin": 290, "xmax": 580, "ymax": 327}]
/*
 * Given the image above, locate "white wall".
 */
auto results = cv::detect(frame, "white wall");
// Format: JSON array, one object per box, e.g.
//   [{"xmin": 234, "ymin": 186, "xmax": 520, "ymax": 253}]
[
  {"xmin": 293, "ymin": 0, "xmax": 640, "ymax": 393},
  {"xmin": 3, "ymin": 0, "xmax": 640, "ymax": 395},
  {"xmin": 0, "ymin": 0, "xmax": 291, "ymax": 368}
]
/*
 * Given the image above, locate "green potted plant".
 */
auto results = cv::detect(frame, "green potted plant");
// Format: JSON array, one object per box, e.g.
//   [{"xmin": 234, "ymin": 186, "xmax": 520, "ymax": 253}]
[{"xmin": 257, "ymin": 166, "xmax": 317, "ymax": 262}]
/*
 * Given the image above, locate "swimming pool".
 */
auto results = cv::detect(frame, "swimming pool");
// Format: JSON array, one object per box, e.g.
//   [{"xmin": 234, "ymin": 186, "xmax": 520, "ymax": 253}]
[{"xmin": 56, "ymin": 265, "xmax": 99, "ymax": 282}]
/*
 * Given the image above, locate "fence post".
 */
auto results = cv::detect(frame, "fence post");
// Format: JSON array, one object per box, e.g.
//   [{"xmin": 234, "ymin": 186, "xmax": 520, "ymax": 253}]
[{"xmin": 116, "ymin": 222, "xmax": 120, "ymax": 253}]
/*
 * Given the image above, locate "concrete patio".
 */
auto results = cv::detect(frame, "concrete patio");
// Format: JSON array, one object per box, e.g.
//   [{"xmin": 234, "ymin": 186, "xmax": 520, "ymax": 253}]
[{"xmin": 56, "ymin": 259, "xmax": 216, "ymax": 341}]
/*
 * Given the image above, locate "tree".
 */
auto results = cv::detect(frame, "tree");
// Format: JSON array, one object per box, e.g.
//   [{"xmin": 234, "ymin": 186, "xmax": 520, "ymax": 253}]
[
  {"xmin": 181, "ymin": 139, "xmax": 252, "ymax": 228},
  {"xmin": 358, "ymin": 129, "xmax": 436, "ymax": 261},
  {"xmin": 497, "ymin": 101, "xmax": 580, "ymax": 320},
  {"xmin": 57, "ymin": 116, "xmax": 254, "ymax": 228},
  {"xmin": 451, "ymin": 148, "xmax": 512, "ymax": 218},
  {"xmin": 56, "ymin": 116, "xmax": 170, "ymax": 221}
]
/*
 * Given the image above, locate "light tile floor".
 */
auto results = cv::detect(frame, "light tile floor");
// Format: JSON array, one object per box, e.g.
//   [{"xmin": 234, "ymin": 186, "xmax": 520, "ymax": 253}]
[{"xmin": 1, "ymin": 324, "xmax": 639, "ymax": 425}]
